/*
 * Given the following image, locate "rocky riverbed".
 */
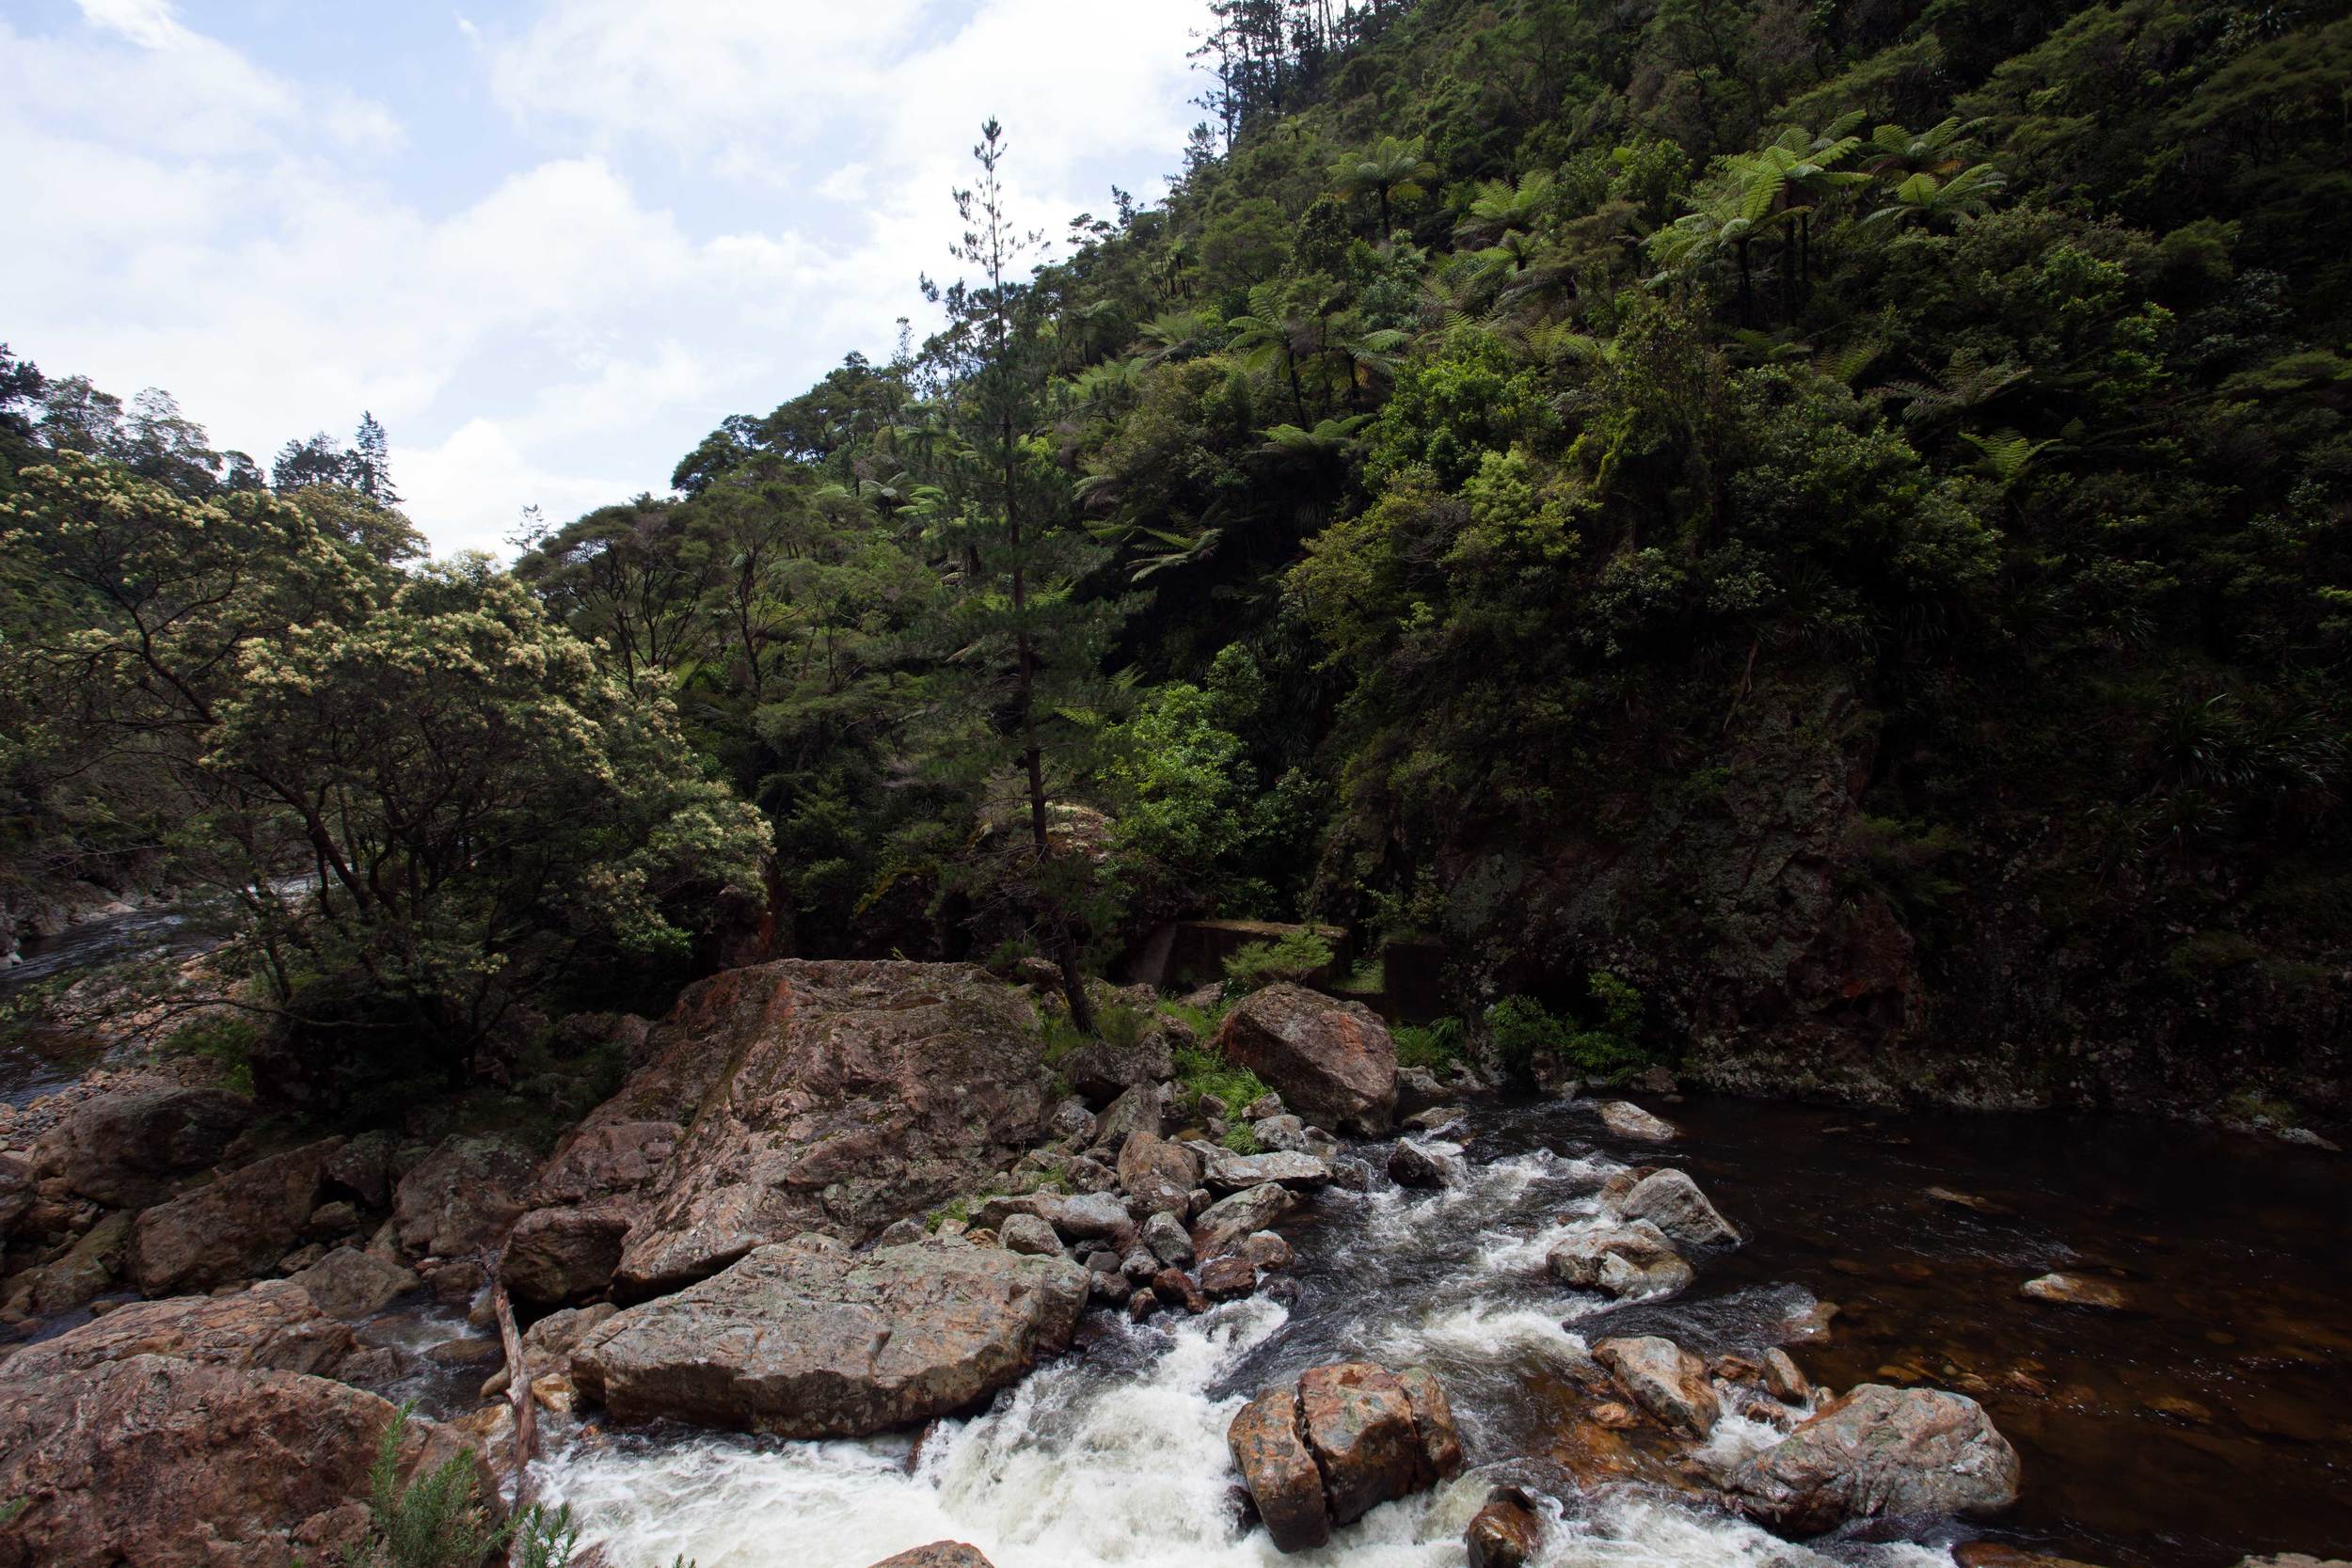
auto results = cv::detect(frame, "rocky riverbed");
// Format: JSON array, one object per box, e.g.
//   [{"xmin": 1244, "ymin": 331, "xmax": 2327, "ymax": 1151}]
[{"xmin": 0, "ymin": 952, "xmax": 2345, "ymax": 1568}]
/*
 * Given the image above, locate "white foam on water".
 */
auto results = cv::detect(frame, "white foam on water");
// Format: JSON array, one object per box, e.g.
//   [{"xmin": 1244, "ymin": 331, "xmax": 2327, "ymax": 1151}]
[{"xmin": 1386, "ymin": 1301, "xmax": 1592, "ymax": 1369}]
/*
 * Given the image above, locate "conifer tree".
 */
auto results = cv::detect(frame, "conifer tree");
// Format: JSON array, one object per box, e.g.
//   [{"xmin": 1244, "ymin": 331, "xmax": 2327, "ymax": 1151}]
[{"xmin": 918, "ymin": 119, "xmax": 1128, "ymax": 1031}]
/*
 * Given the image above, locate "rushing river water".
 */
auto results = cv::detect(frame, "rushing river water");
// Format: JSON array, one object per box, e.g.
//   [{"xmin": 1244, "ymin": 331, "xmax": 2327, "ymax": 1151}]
[
  {"xmin": 536, "ymin": 1099, "xmax": 2352, "ymax": 1568},
  {"xmin": 6, "ymin": 905, "xmax": 2346, "ymax": 1568}
]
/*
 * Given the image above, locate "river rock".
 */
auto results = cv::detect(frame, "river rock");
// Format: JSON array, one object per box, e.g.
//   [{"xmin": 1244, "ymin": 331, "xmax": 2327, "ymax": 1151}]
[
  {"xmin": 0, "ymin": 1353, "xmax": 473, "ymax": 1568},
  {"xmin": 500, "ymin": 1203, "xmax": 633, "ymax": 1307},
  {"xmin": 1215, "ymin": 985, "xmax": 1398, "ymax": 1135},
  {"xmin": 1199, "ymin": 1254, "xmax": 1256, "ymax": 1299},
  {"xmin": 32, "ymin": 1082, "xmax": 256, "ymax": 1209},
  {"xmin": 1395, "ymin": 1365, "xmax": 1464, "ymax": 1477},
  {"xmin": 130, "ymin": 1136, "xmax": 343, "ymax": 1296},
  {"xmin": 2019, "ymin": 1272, "xmax": 2131, "ymax": 1311},
  {"xmin": 1243, "ymin": 1231, "xmax": 1294, "ymax": 1271},
  {"xmin": 867, "ymin": 1545, "xmax": 996, "ymax": 1568},
  {"xmin": 1191, "ymin": 1181, "xmax": 1295, "ymax": 1260},
  {"xmin": 572, "ymin": 1235, "xmax": 1087, "ymax": 1435},
  {"xmin": 1152, "ymin": 1265, "xmax": 1208, "ymax": 1313},
  {"xmin": 1093, "ymin": 1085, "xmax": 1166, "ymax": 1162},
  {"xmin": 6, "ymin": 1209, "xmax": 131, "ymax": 1313},
  {"xmin": 1594, "ymin": 1336, "xmax": 1720, "ymax": 1435},
  {"xmin": 1143, "ymin": 1210, "xmax": 1194, "ymax": 1267},
  {"xmin": 1252, "ymin": 1114, "xmax": 1311, "ymax": 1152},
  {"xmin": 391, "ymin": 1133, "xmax": 536, "ymax": 1260},
  {"xmin": 1597, "ymin": 1101, "xmax": 1679, "ymax": 1142},
  {"xmin": 1610, "ymin": 1167, "xmax": 1740, "ymax": 1246},
  {"xmin": 1115, "ymin": 1131, "xmax": 1200, "ymax": 1218},
  {"xmin": 598, "ymin": 961, "xmax": 1063, "ymax": 1293},
  {"xmin": 1723, "ymin": 1383, "xmax": 2021, "ymax": 1534},
  {"xmin": 1202, "ymin": 1150, "xmax": 1331, "ymax": 1193},
  {"xmin": 997, "ymin": 1212, "xmax": 1060, "ymax": 1257},
  {"xmin": 289, "ymin": 1246, "xmax": 420, "ymax": 1321},
  {"xmin": 1229, "ymin": 1384, "xmax": 1330, "ymax": 1551},
  {"xmin": 1295, "ymin": 1361, "xmax": 1459, "ymax": 1527},
  {"xmin": 1045, "ymin": 1191, "xmax": 1133, "ymax": 1243},
  {"xmin": 1386, "ymin": 1140, "xmax": 1450, "ymax": 1189},
  {"xmin": 1548, "ymin": 1221, "xmax": 1692, "ymax": 1299},
  {"xmin": 1062, "ymin": 1031, "xmax": 1175, "ymax": 1107},
  {"xmin": 1465, "ymin": 1485, "xmax": 1544, "ymax": 1568},
  {"xmin": 7, "ymin": 1280, "xmax": 353, "ymax": 1380},
  {"xmin": 1763, "ymin": 1348, "xmax": 1810, "ymax": 1402}
]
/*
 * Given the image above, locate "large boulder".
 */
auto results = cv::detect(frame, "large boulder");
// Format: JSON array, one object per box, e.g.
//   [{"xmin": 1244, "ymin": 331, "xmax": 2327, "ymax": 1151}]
[
  {"xmin": 1202, "ymin": 1150, "xmax": 1331, "ymax": 1193},
  {"xmin": 1723, "ymin": 1384, "xmax": 2021, "ymax": 1534},
  {"xmin": 602, "ymin": 961, "xmax": 1061, "ymax": 1294},
  {"xmin": 1465, "ymin": 1486, "xmax": 1545, "ymax": 1568},
  {"xmin": 1548, "ymin": 1221, "xmax": 1692, "ymax": 1299},
  {"xmin": 499, "ymin": 1204, "xmax": 633, "ymax": 1308},
  {"xmin": 5, "ymin": 1280, "xmax": 353, "ymax": 1380},
  {"xmin": 1214, "ymin": 985, "xmax": 1397, "ymax": 1135},
  {"xmin": 129, "ymin": 1137, "xmax": 343, "ymax": 1296},
  {"xmin": 1610, "ymin": 1168, "xmax": 1740, "ymax": 1246},
  {"xmin": 392, "ymin": 1133, "xmax": 537, "ymax": 1259},
  {"xmin": 1593, "ymin": 1336, "xmax": 1720, "ymax": 1436},
  {"xmin": 1061, "ymin": 1030, "xmax": 1175, "ymax": 1107},
  {"xmin": 0, "ymin": 1354, "xmax": 471, "ymax": 1568},
  {"xmin": 1191, "ymin": 1181, "xmax": 1295, "ymax": 1260},
  {"xmin": 868, "ymin": 1544, "xmax": 996, "ymax": 1568},
  {"xmin": 1228, "ymin": 1362, "xmax": 1463, "ymax": 1553},
  {"xmin": 32, "ymin": 1083, "xmax": 256, "ymax": 1209},
  {"xmin": 571, "ymin": 1235, "xmax": 1088, "ymax": 1435},
  {"xmin": 288, "ymin": 1246, "xmax": 420, "ymax": 1321},
  {"xmin": 1116, "ymin": 1132, "xmax": 1200, "ymax": 1218}
]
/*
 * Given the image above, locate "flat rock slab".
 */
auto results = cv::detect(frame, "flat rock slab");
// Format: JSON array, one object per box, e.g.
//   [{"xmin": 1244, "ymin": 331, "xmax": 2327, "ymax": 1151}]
[
  {"xmin": 1593, "ymin": 1335, "xmax": 1720, "ymax": 1436},
  {"xmin": 1597, "ymin": 1101, "xmax": 1679, "ymax": 1142},
  {"xmin": 573, "ymin": 1236, "xmax": 1088, "ymax": 1436},
  {"xmin": 5, "ymin": 1280, "xmax": 353, "ymax": 1380},
  {"xmin": 1202, "ymin": 1150, "xmax": 1332, "ymax": 1193}
]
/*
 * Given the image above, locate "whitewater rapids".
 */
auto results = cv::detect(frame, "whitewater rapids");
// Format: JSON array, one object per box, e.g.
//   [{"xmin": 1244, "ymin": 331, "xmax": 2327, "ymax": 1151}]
[{"xmin": 536, "ymin": 1132, "xmax": 1936, "ymax": 1568}]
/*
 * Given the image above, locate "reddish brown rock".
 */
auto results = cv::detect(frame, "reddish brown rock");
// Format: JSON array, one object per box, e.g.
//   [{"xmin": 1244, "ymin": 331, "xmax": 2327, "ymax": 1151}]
[
  {"xmin": 1395, "ymin": 1365, "xmax": 1465, "ymax": 1479},
  {"xmin": 1298, "ymin": 1362, "xmax": 1434, "ymax": 1525},
  {"xmin": 604, "ymin": 961, "xmax": 1061, "ymax": 1294},
  {"xmin": 392, "ymin": 1133, "xmax": 536, "ymax": 1259},
  {"xmin": 31, "ymin": 1082, "xmax": 256, "ymax": 1209},
  {"xmin": 866, "ymin": 1545, "xmax": 996, "ymax": 1568},
  {"xmin": 130, "ymin": 1137, "xmax": 343, "ymax": 1295},
  {"xmin": 1227, "ymin": 1385, "xmax": 1330, "ymax": 1552},
  {"xmin": 1214, "ymin": 984, "xmax": 1397, "ymax": 1135},
  {"xmin": 1152, "ymin": 1266, "xmax": 1208, "ymax": 1314},
  {"xmin": 5, "ymin": 1280, "xmax": 353, "ymax": 1380},
  {"xmin": 1117, "ymin": 1132, "xmax": 1201, "ymax": 1219},
  {"xmin": 0, "ymin": 1354, "xmax": 475, "ymax": 1568},
  {"xmin": 1593, "ymin": 1336, "xmax": 1720, "ymax": 1436},
  {"xmin": 499, "ymin": 1203, "xmax": 633, "ymax": 1307},
  {"xmin": 1465, "ymin": 1486, "xmax": 1544, "ymax": 1568},
  {"xmin": 1724, "ymin": 1384, "xmax": 2021, "ymax": 1534},
  {"xmin": 1198, "ymin": 1254, "xmax": 1257, "ymax": 1300},
  {"xmin": 571, "ymin": 1236, "xmax": 1087, "ymax": 1435}
]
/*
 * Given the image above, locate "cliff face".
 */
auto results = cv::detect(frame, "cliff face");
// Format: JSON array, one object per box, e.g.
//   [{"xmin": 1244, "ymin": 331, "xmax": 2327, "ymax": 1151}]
[{"xmin": 1428, "ymin": 672, "xmax": 2349, "ymax": 1122}]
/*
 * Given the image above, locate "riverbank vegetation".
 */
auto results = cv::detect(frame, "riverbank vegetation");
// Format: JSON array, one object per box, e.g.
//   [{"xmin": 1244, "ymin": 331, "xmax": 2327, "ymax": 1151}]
[{"xmin": 7, "ymin": 0, "xmax": 2351, "ymax": 1120}]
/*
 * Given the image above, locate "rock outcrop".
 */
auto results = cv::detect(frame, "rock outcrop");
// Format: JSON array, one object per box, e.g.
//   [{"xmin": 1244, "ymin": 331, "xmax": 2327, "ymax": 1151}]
[
  {"xmin": 596, "ymin": 961, "xmax": 1061, "ymax": 1294},
  {"xmin": 1723, "ymin": 1384, "xmax": 2021, "ymax": 1533},
  {"xmin": 1227, "ymin": 1362, "xmax": 1464, "ymax": 1552},
  {"xmin": 129, "ymin": 1137, "xmax": 343, "ymax": 1295},
  {"xmin": 571, "ymin": 1234, "xmax": 1088, "ymax": 1434},
  {"xmin": 392, "ymin": 1133, "xmax": 536, "ymax": 1260},
  {"xmin": 5, "ymin": 1280, "xmax": 353, "ymax": 1380},
  {"xmin": 31, "ymin": 1082, "xmax": 256, "ymax": 1210},
  {"xmin": 0, "ymin": 1352, "xmax": 470, "ymax": 1568},
  {"xmin": 1214, "ymin": 985, "xmax": 1398, "ymax": 1135}
]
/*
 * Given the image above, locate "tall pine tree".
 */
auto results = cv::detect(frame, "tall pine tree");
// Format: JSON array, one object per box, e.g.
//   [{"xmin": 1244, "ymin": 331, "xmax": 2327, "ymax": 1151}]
[{"xmin": 918, "ymin": 119, "xmax": 1128, "ymax": 1031}]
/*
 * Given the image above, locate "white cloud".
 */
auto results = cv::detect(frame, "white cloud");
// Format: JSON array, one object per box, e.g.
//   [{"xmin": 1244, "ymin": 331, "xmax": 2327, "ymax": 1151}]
[{"xmin": 5, "ymin": 2, "xmax": 1210, "ymax": 558}]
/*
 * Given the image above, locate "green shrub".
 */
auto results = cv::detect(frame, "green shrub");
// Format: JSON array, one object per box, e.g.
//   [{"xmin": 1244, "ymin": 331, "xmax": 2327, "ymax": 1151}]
[
  {"xmin": 167, "ymin": 1014, "xmax": 259, "ymax": 1096},
  {"xmin": 1220, "ymin": 1121, "xmax": 1263, "ymax": 1154},
  {"xmin": 1484, "ymin": 972, "xmax": 1652, "ymax": 1084},
  {"xmin": 339, "ymin": 1404, "xmax": 506, "ymax": 1568},
  {"xmin": 1394, "ymin": 1015, "xmax": 1466, "ymax": 1070},
  {"xmin": 1223, "ymin": 930, "xmax": 1334, "ymax": 991},
  {"xmin": 1172, "ymin": 1040, "xmax": 1270, "ymax": 1114}
]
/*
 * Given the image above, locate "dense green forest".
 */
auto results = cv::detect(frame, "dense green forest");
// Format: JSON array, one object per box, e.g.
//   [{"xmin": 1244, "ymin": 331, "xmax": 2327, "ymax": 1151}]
[{"xmin": 7, "ymin": 0, "xmax": 2351, "ymax": 1120}]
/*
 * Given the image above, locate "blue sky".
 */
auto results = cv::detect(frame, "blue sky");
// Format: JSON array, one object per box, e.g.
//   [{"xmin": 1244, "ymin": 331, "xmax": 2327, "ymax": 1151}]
[{"xmin": 1, "ymin": 0, "xmax": 1212, "ymax": 553}]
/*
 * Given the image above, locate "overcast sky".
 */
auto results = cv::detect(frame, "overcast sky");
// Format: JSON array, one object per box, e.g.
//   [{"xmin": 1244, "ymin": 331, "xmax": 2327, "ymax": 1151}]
[{"xmin": 2, "ymin": 0, "xmax": 1210, "ymax": 554}]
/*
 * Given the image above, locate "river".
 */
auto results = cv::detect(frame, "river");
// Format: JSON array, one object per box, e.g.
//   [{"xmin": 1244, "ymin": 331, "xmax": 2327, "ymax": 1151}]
[
  {"xmin": 537, "ymin": 1099, "xmax": 2352, "ymax": 1568},
  {"xmin": 6, "ymin": 906, "xmax": 2346, "ymax": 1568}
]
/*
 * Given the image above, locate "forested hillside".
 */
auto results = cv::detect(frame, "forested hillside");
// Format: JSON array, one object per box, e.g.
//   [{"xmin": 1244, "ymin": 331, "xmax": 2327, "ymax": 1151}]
[{"xmin": 8, "ymin": 0, "xmax": 2351, "ymax": 1123}]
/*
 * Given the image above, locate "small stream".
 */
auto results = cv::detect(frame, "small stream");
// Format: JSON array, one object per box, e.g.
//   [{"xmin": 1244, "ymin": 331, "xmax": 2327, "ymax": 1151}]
[{"xmin": 537, "ymin": 1099, "xmax": 2352, "ymax": 1568}]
